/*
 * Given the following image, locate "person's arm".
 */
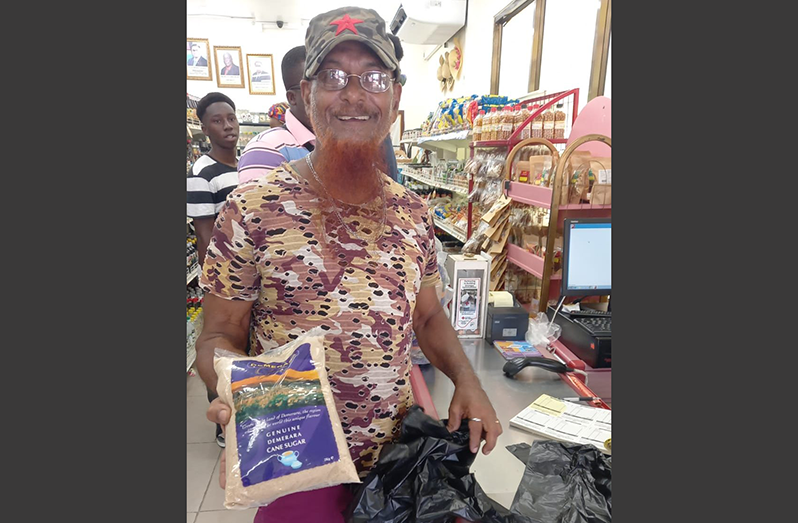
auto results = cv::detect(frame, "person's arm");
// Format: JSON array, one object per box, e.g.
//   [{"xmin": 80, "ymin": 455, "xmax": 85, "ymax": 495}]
[
  {"xmin": 195, "ymin": 192, "xmax": 260, "ymax": 391},
  {"xmin": 196, "ymin": 293, "xmax": 253, "ymax": 392},
  {"xmin": 412, "ymin": 285, "xmax": 503, "ymax": 455},
  {"xmin": 193, "ymin": 216, "xmax": 214, "ymax": 268}
]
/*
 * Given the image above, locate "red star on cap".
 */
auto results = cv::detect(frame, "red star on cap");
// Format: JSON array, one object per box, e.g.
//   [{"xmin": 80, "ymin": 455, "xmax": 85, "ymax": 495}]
[{"xmin": 329, "ymin": 14, "xmax": 364, "ymax": 36}]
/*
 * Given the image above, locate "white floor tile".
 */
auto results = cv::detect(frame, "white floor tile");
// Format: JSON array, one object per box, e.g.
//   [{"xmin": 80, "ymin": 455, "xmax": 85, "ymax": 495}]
[
  {"xmin": 188, "ymin": 396, "xmax": 217, "ymax": 444},
  {"xmin": 187, "ymin": 372, "xmax": 209, "ymax": 397},
  {"xmin": 200, "ymin": 452, "xmax": 226, "ymax": 511},
  {"xmin": 188, "ymin": 443, "xmax": 221, "ymax": 512},
  {"xmin": 194, "ymin": 509, "xmax": 259, "ymax": 523},
  {"xmin": 187, "ymin": 513, "xmax": 197, "ymax": 523}
]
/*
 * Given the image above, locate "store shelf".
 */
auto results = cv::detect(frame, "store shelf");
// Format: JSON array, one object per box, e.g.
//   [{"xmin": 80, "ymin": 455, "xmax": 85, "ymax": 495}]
[
  {"xmin": 187, "ymin": 266, "xmax": 199, "ymax": 285},
  {"xmin": 505, "ymin": 181, "xmax": 553, "ymax": 209},
  {"xmin": 417, "ymin": 130, "xmax": 472, "ymax": 152},
  {"xmin": 432, "ymin": 216, "xmax": 467, "ymax": 243},
  {"xmin": 507, "ymin": 244, "xmax": 561, "ymax": 281},
  {"xmin": 472, "ymin": 138, "xmax": 568, "ymax": 149},
  {"xmin": 240, "ymin": 122, "xmax": 270, "ymax": 127},
  {"xmin": 559, "ymin": 203, "xmax": 612, "ymax": 210},
  {"xmin": 404, "ymin": 170, "xmax": 469, "ymax": 195},
  {"xmin": 400, "ymin": 139, "xmax": 418, "ymax": 144}
]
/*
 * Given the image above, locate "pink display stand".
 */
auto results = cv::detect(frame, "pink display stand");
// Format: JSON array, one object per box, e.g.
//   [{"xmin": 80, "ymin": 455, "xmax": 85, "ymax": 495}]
[{"xmin": 567, "ymin": 96, "xmax": 611, "ymax": 157}]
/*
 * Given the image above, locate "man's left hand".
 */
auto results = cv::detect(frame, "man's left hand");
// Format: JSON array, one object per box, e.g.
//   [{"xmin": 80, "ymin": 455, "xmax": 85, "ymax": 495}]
[{"xmin": 446, "ymin": 377, "xmax": 502, "ymax": 455}]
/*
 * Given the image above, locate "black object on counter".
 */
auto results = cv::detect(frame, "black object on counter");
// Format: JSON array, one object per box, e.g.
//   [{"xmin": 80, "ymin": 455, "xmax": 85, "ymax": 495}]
[
  {"xmin": 485, "ymin": 299, "xmax": 529, "ymax": 343},
  {"xmin": 547, "ymin": 305, "xmax": 611, "ymax": 368},
  {"xmin": 345, "ymin": 405, "xmax": 514, "ymax": 523},
  {"xmin": 506, "ymin": 441, "xmax": 612, "ymax": 523},
  {"xmin": 502, "ymin": 357, "xmax": 572, "ymax": 378}
]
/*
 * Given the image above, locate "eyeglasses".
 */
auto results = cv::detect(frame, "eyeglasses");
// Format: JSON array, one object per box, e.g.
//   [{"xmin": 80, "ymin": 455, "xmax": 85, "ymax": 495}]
[
  {"xmin": 286, "ymin": 84, "xmax": 301, "ymax": 91},
  {"xmin": 313, "ymin": 69, "xmax": 394, "ymax": 93}
]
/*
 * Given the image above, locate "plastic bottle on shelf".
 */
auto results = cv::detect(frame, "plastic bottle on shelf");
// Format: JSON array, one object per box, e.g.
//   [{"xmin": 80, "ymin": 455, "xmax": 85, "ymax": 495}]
[
  {"xmin": 531, "ymin": 104, "xmax": 543, "ymax": 138},
  {"xmin": 472, "ymin": 110, "xmax": 484, "ymax": 142},
  {"xmin": 554, "ymin": 102, "xmax": 567, "ymax": 139},
  {"xmin": 543, "ymin": 105, "xmax": 555, "ymax": 139}
]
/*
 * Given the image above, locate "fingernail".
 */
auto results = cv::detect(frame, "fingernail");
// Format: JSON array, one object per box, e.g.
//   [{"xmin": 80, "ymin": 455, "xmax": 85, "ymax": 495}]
[
  {"xmin": 471, "ymin": 446, "xmax": 478, "ymax": 453},
  {"xmin": 485, "ymin": 449, "xmax": 492, "ymax": 455}
]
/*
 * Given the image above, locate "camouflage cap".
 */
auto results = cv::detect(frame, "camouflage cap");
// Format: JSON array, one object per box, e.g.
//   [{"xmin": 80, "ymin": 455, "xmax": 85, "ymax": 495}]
[{"xmin": 304, "ymin": 6, "xmax": 400, "ymax": 80}]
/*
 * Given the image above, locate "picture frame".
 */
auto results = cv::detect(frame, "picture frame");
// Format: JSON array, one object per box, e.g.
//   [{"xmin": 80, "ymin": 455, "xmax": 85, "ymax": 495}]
[
  {"xmin": 246, "ymin": 54, "xmax": 276, "ymax": 95},
  {"xmin": 213, "ymin": 46, "xmax": 245, "ymax": 88},
  {"xmin": 187, "ymin": 38, "xmax": 212, "ymax": 81}
]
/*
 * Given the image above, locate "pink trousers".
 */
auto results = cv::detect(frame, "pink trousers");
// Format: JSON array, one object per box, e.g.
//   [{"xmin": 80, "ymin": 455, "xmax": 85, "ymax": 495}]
[{"xmin": 253, "ymin": 485, "xmax": 354, "ymax": 523}]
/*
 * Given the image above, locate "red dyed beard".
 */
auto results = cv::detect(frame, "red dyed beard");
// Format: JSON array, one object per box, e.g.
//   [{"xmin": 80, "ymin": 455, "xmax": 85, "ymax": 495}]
[{"xmin": 310, "ymin": 97, "xmax": 390, "ymax": 193}]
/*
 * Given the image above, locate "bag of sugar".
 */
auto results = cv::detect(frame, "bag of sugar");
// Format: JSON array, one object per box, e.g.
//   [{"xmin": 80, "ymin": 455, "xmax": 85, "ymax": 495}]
[{"xmin": 213, "ymin": 327, "xmax": 360, "ymax": 509}]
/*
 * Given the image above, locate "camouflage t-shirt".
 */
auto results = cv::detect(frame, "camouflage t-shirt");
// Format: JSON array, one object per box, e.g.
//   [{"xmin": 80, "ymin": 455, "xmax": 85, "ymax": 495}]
[{"xmin": 200, "ymin": 163, "xmax": 441, "ymax": 474}]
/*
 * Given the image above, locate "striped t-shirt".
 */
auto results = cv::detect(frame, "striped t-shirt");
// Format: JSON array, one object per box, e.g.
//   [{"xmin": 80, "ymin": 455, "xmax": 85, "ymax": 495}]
[
  {"xmin": 186, "ymin": 155, "xmax": 239, "ymax": 218},
  {"xmin": 238, "ymin": 110, "xmax": 316, "ymax": 184}
]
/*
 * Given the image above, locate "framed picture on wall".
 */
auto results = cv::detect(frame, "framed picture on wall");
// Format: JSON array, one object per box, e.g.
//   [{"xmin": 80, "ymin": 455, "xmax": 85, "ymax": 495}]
[
  {"xmin": 213, "ymin": 46, "xmax": 245, "ymax": 88},
  {"xmin": 187, "ymin": 38, "xmax": 212, "ymax": 80},
  {"xmin": 390, "ymin": 110, "xmax": 404, "ymax": 146},
  {"xmin": 246, "ymin": 54, "xmax": 276, "ymax": 95}
]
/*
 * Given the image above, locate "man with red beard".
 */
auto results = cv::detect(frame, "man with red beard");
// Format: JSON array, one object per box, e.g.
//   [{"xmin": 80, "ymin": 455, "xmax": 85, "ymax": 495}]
[{"xmin": 196, "ymin": 7, "xmax": 501, "ymax": 522}]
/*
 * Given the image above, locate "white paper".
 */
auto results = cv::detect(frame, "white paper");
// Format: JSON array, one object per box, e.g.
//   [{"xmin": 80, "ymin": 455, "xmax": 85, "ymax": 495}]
[{"xmin": 509, "ymin": 394, "xmax": 611, "ymax": 453}]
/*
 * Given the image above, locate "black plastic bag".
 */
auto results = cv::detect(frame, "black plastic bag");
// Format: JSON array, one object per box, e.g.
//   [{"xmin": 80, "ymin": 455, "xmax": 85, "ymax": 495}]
[
  {"xmin": 345, "ymin": 405, "xmax": 514, "ymax": 523},
  {"xmin": 506, "ymin": 441, "xmax": 612, "ymax": 523}
]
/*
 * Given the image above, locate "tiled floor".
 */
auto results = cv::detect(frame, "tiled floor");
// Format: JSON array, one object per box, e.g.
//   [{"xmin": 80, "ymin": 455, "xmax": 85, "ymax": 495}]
[{"xmin": 187, "ymin": 370, "xmax": 258, "ymax": 523}]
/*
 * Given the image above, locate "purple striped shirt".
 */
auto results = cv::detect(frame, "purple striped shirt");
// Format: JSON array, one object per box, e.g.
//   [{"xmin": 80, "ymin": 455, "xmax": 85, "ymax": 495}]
[{"xmin": 238, "ymin": 110, "xmax": 316, "ymax": 184}]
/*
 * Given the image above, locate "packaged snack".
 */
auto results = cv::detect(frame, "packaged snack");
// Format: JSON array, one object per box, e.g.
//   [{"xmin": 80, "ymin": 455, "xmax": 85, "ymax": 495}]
[
  {"xmin": 588, "ymin": 157, "xmax": 612, "ymax": 205},
  {"xmin": 472, "ymin": 110, "xmax": 484, "ymax": 141},
  {"xmin": 214, "ymin": 328, "xmax": 359, "ymax": 509},
  {"xmin": 554, "ymin": 103, "xmax": 567, "ymax": 139},
  {"xmin": 531, "ymin": 104, "xmax": 543, "ymax": 138},
  {"xmin": 543, "ymin": 106, "xmax": 555, "ymax": 139},
  {"xmin": 518, "ymin": 104, "xmax": 531, "ymax": 140},
  {"xmin": 486, "ymin": 107, "xmax": 498, "ymax": 140},
  {"xmin": 529, "ymin": 155, "xmax": 553, "ymax": 186}
]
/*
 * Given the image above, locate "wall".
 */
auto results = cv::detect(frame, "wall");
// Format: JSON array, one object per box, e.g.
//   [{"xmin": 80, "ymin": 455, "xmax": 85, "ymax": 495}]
[
  {"xmin": 187, "ymin": 1, "xmax": 609, "ymax": 132},
  {"xmin": 187, "ymin": 16, "xmax": 306, "ymax": 112},
  {"xmin": 398, "ymin": 0, "xmax": 498, "ymax": 130}
]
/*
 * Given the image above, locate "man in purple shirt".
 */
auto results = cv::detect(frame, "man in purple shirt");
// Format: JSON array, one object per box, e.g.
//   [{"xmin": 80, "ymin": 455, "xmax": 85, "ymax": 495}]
[{"xmin": 238, "ymin": 46, "xmax": 316, "ymax": 184}]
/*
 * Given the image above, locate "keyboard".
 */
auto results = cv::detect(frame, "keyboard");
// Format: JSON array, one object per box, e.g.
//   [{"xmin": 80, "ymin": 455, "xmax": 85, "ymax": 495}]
[
  {"xmin": 573, "ymin": 317, "xmax": 612, "ymax": 336},
  {"xmin": 564, "ymin": 308, "xmax": 611, "ymax": 318}
]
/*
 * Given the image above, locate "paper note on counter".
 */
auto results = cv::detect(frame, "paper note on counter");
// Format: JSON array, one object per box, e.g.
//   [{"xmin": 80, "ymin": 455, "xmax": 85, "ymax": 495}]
[{"xmin": 509, "ymin": 394, "xmax": 612, "ymax": 453}]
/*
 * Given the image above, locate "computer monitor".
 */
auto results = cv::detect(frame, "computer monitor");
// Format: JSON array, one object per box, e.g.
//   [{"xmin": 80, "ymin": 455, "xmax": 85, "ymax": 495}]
[{"xmin": 561, "ymin": 218, "xmax": 611, "ymax": 297}]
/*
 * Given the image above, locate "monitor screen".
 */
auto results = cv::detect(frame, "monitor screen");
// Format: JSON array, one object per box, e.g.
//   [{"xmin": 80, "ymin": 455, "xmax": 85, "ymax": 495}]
[{"xmin": 561, "ymin": 218, "xmax": 611, "ymax": 297}]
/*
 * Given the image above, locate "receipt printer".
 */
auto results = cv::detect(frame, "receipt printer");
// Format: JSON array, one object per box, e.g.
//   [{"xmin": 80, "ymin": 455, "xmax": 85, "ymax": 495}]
[{"xmin": 485, "ymin": 299, "xmax": 529, "ymax": 343}]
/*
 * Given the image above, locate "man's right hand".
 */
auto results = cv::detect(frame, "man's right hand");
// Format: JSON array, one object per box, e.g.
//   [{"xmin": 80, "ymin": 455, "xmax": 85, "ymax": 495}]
[{"xmin": 207, "ymin": 398, "xmax": 231, "ymax": 489}]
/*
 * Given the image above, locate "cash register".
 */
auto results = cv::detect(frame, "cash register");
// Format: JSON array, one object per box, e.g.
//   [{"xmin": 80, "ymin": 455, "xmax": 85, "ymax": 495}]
[{"xmin": 546, "ymin": 218, "xmax": 612, "ymax": 368}]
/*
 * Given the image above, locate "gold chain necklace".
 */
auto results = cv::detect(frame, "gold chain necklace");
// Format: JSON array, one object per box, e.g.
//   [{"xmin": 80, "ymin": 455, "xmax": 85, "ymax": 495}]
[{"xmin": 305, "ymin": 154, "xmax": 386, "ymax": 243}]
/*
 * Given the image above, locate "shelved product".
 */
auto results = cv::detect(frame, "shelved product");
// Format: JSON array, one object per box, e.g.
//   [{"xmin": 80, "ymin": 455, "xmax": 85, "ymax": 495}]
[
  {"xmin": 542, "ymin": 105, "xmax": 555, "ymax": 140},
  {"xmin": 503, "ymin": 134, "xmax": 612, "ymax": 312},
  {"xmin": 186, "ymin": 215, "xmax": 202, "ymax": 371},
  {"xmin": 467, "ymin": 88, "xmax": 580, "ymax": 239},
  {"xmin": 187, "ymin": 235, "xmax": 199, "ymax": 284}
]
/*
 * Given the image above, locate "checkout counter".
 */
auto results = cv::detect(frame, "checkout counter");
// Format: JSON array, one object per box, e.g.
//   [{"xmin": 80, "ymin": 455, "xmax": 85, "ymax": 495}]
[{"xmin": 410, "ymin": 338, "xmax": 584, "ymax": 509}]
